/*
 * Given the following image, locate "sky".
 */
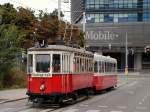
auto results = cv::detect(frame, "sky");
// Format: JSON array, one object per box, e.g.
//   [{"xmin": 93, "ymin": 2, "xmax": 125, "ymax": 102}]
[{"xmin": 0, "ymin": 0, "xmax": 70, "ymax": 21}]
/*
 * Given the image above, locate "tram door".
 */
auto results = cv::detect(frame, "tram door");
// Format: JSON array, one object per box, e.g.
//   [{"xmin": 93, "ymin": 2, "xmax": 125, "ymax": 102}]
[{"xmin": 61, "ymin": 53, "xmax": 72, "ymax": 93}]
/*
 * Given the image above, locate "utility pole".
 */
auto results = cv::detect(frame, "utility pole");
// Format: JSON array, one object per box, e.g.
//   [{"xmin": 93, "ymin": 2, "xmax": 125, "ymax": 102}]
[{"xmin": 125, "ymin": 32, "xmax": 128, "ymax": 75}]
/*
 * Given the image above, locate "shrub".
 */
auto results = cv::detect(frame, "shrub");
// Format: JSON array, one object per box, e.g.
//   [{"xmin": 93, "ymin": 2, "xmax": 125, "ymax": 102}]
[
  {"xmin": 11, "ymin": 67, "xmax": 26, "ymax": 88},
  {"xmin": 3, "ymin": 67, "xmax": 26, "ymax": 88}
]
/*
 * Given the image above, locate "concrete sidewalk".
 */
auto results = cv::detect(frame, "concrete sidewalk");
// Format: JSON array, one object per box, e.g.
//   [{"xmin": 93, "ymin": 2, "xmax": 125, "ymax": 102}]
[{"xmin": 0, "ymin": 89, "xmax": 27, "ymax": 104}]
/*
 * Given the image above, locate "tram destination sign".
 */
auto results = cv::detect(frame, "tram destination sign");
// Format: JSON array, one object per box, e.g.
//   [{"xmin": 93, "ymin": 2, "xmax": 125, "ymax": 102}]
[{"xmin": 32, "ymin": 73, "xmax": 52, "ymax": 77}]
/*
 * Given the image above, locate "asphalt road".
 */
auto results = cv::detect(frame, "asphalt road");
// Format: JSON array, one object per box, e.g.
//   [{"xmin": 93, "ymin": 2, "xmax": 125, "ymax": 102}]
[{"xmin": 0, "ymin": 76, "xmax": 150, "ymax": 112}]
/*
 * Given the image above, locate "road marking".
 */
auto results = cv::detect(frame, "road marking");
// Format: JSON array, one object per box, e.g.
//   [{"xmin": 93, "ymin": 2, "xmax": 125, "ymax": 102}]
[
  {"xmin": 86, "ymin": 110, "xmax": 101, "ymax": 112},
  {"xmin": 127, "ymin": 91, "xmax": 134, "ymax": 95},
  {"xmin": 136, "ymin": 106, "xmax": 147, "ymax": 110},
  {"xmin": 110, "ymin": 110, "xmax": 123, "ymax": 112},
  {"xmin": 40, "ymin": 109, "xmax": 55, "ymax": 112},
  {"xmin": 0, "ymin": 108, "xmax": 13, "ymax": 112},
  {"xmin": 117, "ymin": 106, "xmax": 127, "ymax": 109},
  {"xmin": 138, "ymin": 102, "xmax": 142, "ymax": 105},
  {"xmin": 125, "ymin": 81, "xmax": 137, "ymax": 87},
  {"xmin": 62, "ymin": 109, "xmax": 79, "ymax": 112},
  {"xmin": 80, "ymin": 104, "xmax": 89, "ymax": 107},
  {"xmin": 98, "ymin": 105, "xmax": 108, "ymax": 108},
  {"xmin": 18, "ymin": 109, "xmax": 37, "ymax": 112},
  {"xmin": 142, "ymin": 98, "xmax": 145, "ymax": 102}
]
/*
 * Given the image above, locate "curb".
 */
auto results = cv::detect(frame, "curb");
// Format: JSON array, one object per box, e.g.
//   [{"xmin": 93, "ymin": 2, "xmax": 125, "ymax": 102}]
[{"xmin": 0, "ymin": 97, "xmax": 28, "ymax": 104}]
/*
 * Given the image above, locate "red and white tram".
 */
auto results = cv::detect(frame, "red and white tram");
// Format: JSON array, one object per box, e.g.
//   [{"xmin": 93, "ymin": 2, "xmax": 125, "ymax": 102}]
[
  {"xmin": 93, "ymin": 54, "xmax": 117, "ymax": 91},
  {"xmin": 27, "ymin": 45, "xmax": 94, "ymax": 103},
  {"xmin": 26, "ymin": 45, "xmax": 117, "ymax": 103}
]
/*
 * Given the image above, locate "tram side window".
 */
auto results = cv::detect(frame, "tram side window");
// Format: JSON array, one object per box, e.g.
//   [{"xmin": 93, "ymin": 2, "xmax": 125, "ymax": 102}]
[
  {"xmin": 112, "ymin": 63, "xmax": 114, "ymax": 72},
  {"xmin": 88, "ymin": 59, "xmax": 90, "ymax": 72},
  {"xmin": 28, "ymin": 54, "xmax": 33, "ymax": 73},
  {"xmin": 99, "ymin": 61, "xmax": 102, "ymax": 73},
  {"xmin": 113, "ymin": 63, "xmax": 115, "ymax": 72},
  {"xmin": 115, "ymin": 63, "xmax": 117, "ymax": 72},
  {"xmin": 108, "ymin": 63, "xmax": 110, "ymax": 72},
  {"xmin": 62, "ymin": 54, "xmax": 71, "ymax": 73},
  {"xmin": 36, "ymin": 54, "xmax": 50, "ymax": 73},
  {"xmin": 110, "ymin": 63, "xmax": 112, "ymax": 72},
  {"xmin": 76, "ymin": 57, "xmax": 80, "ymax": 73},
  {"xmin": 94, "ymin": 61, "xmax": 98, "ymax": 73},
  {"xmin": 105, "ymin": 62, "xmax": 107, "ymax": 73},
  {"xmin": 109, "ymin": 63, "xmax": 111, "ymax": 72},
  {"xmin": 90, "ymin": 59, "xmax": 93, "ymax": 72},
  {"xmin": 86, "ymin": 59, "xmax": 88, "ymax": 72},
  {"xmin": 81, "ymin": 58, "xmax": 84, "ymax": 72},
  {"xmin": 53, "ymin": 54, "xmax": 60, "ymax": 73}
]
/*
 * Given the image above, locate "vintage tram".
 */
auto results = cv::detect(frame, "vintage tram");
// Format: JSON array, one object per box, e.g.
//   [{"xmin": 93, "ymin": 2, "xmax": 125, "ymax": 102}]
[
  {"xmin": 93, "ymin": 54, "xmax": 117, "ymax": 91},
  {"xmin": 26, "ymin": 45, "xmax": 117, "ymax": 103},
  {"xmin": 26, "ymin": 45, "xmax": 94, "ymax": 103}
]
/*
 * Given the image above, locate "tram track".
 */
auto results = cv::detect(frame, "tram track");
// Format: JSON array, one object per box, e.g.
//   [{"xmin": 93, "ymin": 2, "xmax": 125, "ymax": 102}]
[{"xmin": 0, "ymin": 77, "xmax": 138, "ymax": 112}]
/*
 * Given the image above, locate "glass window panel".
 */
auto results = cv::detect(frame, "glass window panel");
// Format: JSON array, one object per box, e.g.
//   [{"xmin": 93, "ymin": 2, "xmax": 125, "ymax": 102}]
[
  {"xmin": 95, "ymin": 0, "xmax": 99, "ymax": 4},
  {"xmin": 95, "ymin": 4, "xmax": 99, "ymax": 9},
  {"xmin": 28, "ymin": 54, "xmax": 33, "ymax": 73},
  {"xmin": 36, "ymin": 54, "xmax": 50, "ymax": 73},
  {"xmin": 52, "ymin": 54, "xmax": 61, "ymax": 73}
]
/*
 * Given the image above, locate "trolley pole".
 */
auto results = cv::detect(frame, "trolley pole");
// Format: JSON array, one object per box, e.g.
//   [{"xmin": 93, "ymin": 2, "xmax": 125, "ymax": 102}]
[{"xmin": 125, "ymin": 32, "xmax": 128, "ymax": 75}]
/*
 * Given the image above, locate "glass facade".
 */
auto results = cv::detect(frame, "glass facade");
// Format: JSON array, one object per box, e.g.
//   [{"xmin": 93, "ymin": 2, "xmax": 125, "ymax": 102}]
[
  {"xmin": 85, "ymin": 0, "xmax": 150, "ymax": 23},
  {"xmin": 143, "ymin": 0, "xmax": 150, "ymax": 21}
]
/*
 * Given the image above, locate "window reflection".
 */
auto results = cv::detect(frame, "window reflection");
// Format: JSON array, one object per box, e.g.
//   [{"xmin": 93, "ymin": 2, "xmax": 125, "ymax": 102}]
[
  {"xmin": 36, "ymin": 54, "xmax": 50, "ymax": 73},
  {"xmin": 85, "ymin": 0, "xmax": 150, "ymax": 23},
  {"xmin": 52, "ymin": 54, "xmax": 61, "ymax": 73}
]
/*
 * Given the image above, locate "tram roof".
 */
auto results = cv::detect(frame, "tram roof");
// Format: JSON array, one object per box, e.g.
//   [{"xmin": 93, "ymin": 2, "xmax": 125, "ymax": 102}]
[
  {"xmin": 28, "ymin": 45, "xmax": 93, "ymax": 55},
  {"xmin": 94, "ymin": 53, "xmax": 117, "ymax": 63}
]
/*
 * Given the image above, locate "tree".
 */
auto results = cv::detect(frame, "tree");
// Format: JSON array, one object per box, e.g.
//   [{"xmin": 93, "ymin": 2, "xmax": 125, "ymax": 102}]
[
  {"xmin": 0, "ymin": 3, "xmax": 17, "ymax": 24},
  {"xmin": 15, "ymin": 7, "xmax": 38, "ymax": 49},
  {"xmin": 0, "ymin": 24, "xmax": 21, "ymax": 88},
  {"xmin": 0, "ymin": 3, "xmax": 85, "ymax": 89},
  {"xmin": 37, "ymin": 11, "xmax": 59, "ymax": 44}
]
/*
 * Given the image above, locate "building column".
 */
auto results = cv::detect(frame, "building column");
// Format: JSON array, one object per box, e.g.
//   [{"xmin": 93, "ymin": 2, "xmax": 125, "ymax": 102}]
[{"xmin": 134, "ymin": 53, "xmax": 142, "ymax": 71}]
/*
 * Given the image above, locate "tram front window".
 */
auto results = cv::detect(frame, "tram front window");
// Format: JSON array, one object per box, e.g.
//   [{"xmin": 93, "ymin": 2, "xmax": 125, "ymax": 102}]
[
  {"xmin": 52, "ymin": 54, "xmax": 60, "ymax": 73},
  {"xmin": 36, "ymin": 54, "xmax": 50, "ymax": 73}
]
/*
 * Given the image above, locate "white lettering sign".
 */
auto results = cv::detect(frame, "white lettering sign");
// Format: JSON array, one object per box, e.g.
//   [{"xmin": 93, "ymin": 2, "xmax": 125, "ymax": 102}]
[{"xmin": 86, "ymin": 31, "xmax": 119, "ymax": 41}]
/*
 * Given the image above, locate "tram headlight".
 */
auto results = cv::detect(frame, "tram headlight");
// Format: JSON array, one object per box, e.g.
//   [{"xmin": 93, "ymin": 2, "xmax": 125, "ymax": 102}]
[{"xmin": 40, "ymin": 84, "xmax": 45, "ymax": 91}]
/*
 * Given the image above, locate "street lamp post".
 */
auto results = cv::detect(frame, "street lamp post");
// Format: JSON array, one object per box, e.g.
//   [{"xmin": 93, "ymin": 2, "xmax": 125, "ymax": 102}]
[
  {"xmin": 58, "ymin": 0, "xmax": 61, "ymax": 20},
  {"xmin": 125, "ymin": 32, "xmax": 128, "ymax": 75},
  {"xmin": 83, "ymin": 12, "xmax": 86, "ymax": 33}
]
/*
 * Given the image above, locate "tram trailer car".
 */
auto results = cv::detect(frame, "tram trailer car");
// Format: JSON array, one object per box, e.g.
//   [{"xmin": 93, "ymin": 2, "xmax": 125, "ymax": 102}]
[
  {"xmin": 26, "ymin": 45, "xmax": 94, "ymax": 103},
  {"xmin": 93, "ymin": 54, "xmax": 117, "ymax": 91}
]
